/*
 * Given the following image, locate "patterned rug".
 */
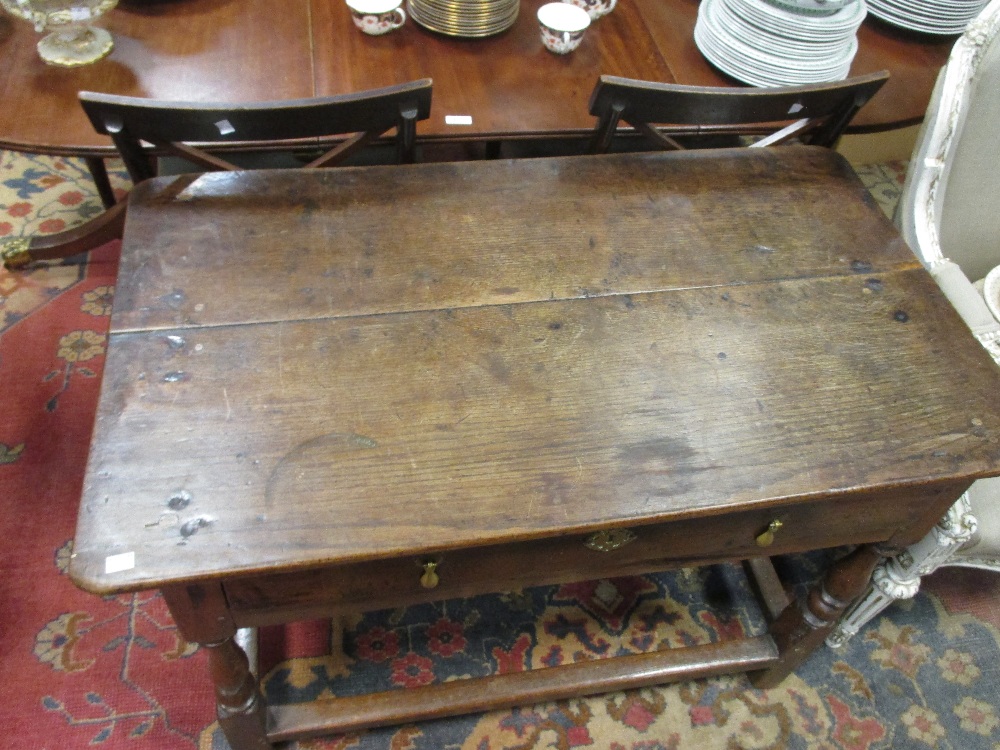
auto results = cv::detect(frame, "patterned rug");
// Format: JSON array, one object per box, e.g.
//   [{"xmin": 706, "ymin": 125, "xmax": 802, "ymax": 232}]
[{"xmin": 3, "ymin": 151, "xmax": 1000, "ymax": 750}]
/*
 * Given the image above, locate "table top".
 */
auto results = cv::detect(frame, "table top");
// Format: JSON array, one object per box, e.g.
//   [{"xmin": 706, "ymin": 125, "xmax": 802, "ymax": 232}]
[
  {"xmin": 0, "ymin": 0, "xmax": 955, "ymax": 156},
  {"xmin": 69, "ymin": 147, "xmax": 1000, "ymax": 594}
]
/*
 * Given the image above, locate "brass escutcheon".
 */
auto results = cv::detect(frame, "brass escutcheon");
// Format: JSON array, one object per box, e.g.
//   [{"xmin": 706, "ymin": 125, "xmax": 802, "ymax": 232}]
[
  {"xmin": 585, "ymin": 528, "xmax": 637, "ymax": 552},
  {"xmin": 419, "ymin": 560, "xmax": 440, "ymax": 589},
  {"xmin": 755, "ymin": 520, "xmax": 784, "ymax": 547}
]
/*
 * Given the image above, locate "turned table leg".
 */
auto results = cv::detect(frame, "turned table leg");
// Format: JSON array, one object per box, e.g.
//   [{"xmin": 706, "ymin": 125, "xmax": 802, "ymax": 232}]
[
  {"xmin": 205, "ymin": 636, "xmax": 271, "ymax": 749},
  {"xmin": 750, "ymin": 544, "xmax": 884, "ymax": 689},
  {"xmin": 161, "ymin": 583, "xmax": 271, "ymax": 750}
]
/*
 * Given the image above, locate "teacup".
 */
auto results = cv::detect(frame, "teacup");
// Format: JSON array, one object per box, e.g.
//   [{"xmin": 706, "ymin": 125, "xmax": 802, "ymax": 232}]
[
  {"xmin": 346, "ymin": 0, "xmax": 406, "ymax": 35},
  {"xmin": 537, "ymin": 2, "xmax": 590, "ymax": 55},
  {"xmin": 563, "ymin": 0, "xmax": 617, "ymax": 20}
]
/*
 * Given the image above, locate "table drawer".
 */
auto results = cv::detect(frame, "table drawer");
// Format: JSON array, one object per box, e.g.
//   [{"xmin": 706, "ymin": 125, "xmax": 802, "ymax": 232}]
[{"xmin": 224, "ymin": 485, "xmax": 945, "ymax": 626}]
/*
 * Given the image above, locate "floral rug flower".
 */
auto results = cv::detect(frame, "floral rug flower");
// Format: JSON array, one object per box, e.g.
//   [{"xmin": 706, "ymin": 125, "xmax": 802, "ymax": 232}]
[{"xmin": 3, "ymin": 150, "xmax": 1000, "ymax": 750}]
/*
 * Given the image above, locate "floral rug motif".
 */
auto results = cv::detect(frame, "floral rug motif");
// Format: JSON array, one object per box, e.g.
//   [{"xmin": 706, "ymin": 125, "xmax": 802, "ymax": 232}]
[
  {"xmin": 0, "ymin": 150, "xmax": 130, "ymax": 333},
  {"xmin": 6, "ymin": 150, "xmax": 1000, "ymax": 750}
]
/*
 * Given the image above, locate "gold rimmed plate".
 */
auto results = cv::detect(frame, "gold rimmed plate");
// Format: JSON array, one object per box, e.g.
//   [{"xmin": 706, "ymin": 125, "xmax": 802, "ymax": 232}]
[{"xmin": 409, "ymin": 0, "xmax": 519, "ymax": 36}]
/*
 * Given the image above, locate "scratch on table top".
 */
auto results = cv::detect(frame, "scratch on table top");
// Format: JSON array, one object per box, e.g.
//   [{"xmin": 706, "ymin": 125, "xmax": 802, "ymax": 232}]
[
  {"xmin": 553, "ymin": 326, "xmax": 586, "ymax": 360},
  {"xmin": 277, "ymin": 323, "xmax": 285, "ymax": 387}
]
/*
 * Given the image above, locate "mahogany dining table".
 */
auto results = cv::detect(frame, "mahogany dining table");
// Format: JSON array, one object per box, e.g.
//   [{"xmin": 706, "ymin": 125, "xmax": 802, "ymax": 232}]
[{"xmin": 0, "ymin": 0, "xmax": 956, "ymax": 159}]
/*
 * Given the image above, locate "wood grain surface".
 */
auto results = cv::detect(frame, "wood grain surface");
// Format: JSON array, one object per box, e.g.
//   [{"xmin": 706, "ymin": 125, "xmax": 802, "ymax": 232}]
[
  {"xmin": 69, "ymin": 149, "xmax": 1000, "ymax": 594},
  {"xmin": 109, "ymin": 148, "xmax": 916, "ymax": 331},
  {"xmin": 0, "ymin": 0, "xmax": 953, "ymax": 155}
]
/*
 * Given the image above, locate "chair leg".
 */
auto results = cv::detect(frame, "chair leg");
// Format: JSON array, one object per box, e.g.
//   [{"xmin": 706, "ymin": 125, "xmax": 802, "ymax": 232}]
[
  {"xmin": 825, "ymin": 494, "xmax": 978, "ymax": 648},
  {"xmin": 1, "ymin": 201, "xmax": 127, "ymax": 270},
  {"xmin": 85, "ymin": 156, "xmax": 118, "ymax": 209},
  {"xmin": 588, "ymin": 103, "xmax": 625, "ymax": 154}
]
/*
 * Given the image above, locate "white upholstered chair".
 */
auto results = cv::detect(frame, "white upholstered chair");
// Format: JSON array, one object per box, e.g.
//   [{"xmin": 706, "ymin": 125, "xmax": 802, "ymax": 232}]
[{"xmin": 828, "ymin": 0, "xmax": 1000, "ymax": 647}]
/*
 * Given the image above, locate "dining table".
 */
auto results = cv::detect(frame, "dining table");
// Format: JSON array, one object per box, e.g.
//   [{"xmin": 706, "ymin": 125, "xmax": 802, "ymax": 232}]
[{"xmin": 0, "ymin": 0, "xmax": 956, "ymax": 160}]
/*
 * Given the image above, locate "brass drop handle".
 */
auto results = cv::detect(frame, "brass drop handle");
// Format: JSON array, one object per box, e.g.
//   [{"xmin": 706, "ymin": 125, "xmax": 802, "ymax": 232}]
[
  {"xmin": 420, "ymin": 561, "xmax": 440, "ymax": 589},
  {"xmin": 756, "ymin": 520, "xmax": 783, "ymax": 547}
]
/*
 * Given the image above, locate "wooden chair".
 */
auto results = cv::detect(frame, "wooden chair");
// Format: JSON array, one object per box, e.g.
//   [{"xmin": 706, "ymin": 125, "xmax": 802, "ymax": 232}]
[
  {"xmin": 587, "ymin": 71, "xmax": 888, "ymax": 154},
  {"xmin": 2, "ymin": 79, "xmax": 433, "ymax": 270},
  {"xmin": 79, "ymin": 79, "xmax": 432, "ymax": 184},
  {"xmin": 828, "ymin": 0, "xmax": 1000, "ymax": 648}
]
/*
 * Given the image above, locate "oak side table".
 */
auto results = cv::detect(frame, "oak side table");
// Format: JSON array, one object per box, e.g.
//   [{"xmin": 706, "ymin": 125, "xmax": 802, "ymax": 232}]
[{"xmin": 70, "ymin": 148, "xmax": 1000, "ymax": 749}]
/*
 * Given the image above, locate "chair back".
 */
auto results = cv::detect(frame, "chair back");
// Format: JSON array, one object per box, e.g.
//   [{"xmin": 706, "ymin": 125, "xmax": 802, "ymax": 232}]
[
  {"xmin": 587, "ymin": 72, "xmax": 888, "ymax": 153},
  {"xmin": 898, "ymin": 0, "xmax": 1000, "ymax": 283},
  {"xmin": 79, "ymin": 79, "xmax": 433, "ymax": 184}
]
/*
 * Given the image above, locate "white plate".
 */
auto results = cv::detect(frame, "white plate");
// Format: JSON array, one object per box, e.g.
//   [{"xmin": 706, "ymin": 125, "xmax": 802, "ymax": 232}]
[
  {"xmin": 705, "ymin": 0, "xmax": 857, "ymax": 72},
  {"xmin": 716, "ymin": 1, "xmax": 855, "ymax": 58},
  {"xmin": 696, "ymin": 27, "xmax": 853, "ymax": 85},
  {"xmin": 729, "ymin": 0, "xmax": 866, "ymax": 37},
  {"xmin": 695, "ymin": 0, "xmax": 855, "ymax": 86},
  {"xmin": 877, "ymin": 0, "xmax": 981, "ymax": 21},
  {"xmin": 984, "ymin": 265, "xmax": 1000, "ymax": 324},
  {"xmin": 867, "ymin": 0, "xmax": 987, "ymax": 34},
  {"xmin": 762, "ymin": 0, "xmax": 854, "ymax": 13}
]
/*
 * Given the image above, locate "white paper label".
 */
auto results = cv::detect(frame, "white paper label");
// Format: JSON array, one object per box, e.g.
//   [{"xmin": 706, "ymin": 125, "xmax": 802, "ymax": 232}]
[
  {"xmin": 105, "ymin": 551, "xmax": 135, "ymax": 574},
  {"xmin": 445, "ymin": 115, "xmax": 473, "ymax": 126}
]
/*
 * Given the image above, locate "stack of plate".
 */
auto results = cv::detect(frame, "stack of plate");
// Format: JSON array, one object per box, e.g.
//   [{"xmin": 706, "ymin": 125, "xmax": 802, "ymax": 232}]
[
  {"xmin": 694, "ymin": 0, "xmax": 867, "ymax": 87},
  {"xmin": 866, "ymin": 0, "xmax": 989, "ymax": 35},
  {"xmin": 408, "ymin": 0, "xmax": 519, "ymax": 37}
]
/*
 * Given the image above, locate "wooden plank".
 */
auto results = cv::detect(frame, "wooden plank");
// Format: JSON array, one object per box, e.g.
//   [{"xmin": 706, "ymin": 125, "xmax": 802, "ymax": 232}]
[
  {"xmin": 268, "ymin": 636, "xmax": 779, "ymax": 740},
  {"xmin": 110, "ymin": 149, "xmax": 917, "ymax": 332}
]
